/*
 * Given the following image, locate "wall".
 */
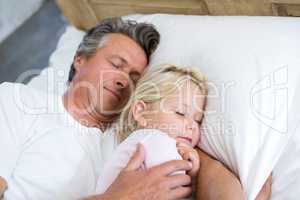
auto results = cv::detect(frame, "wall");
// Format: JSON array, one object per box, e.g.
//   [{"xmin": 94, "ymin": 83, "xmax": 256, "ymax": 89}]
[{"xmin": 0, "ymin": 0, "xmax": 44, "ymax": 43}]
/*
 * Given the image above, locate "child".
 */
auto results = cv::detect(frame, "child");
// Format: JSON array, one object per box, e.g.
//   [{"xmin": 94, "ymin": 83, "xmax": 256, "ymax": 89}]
[{"xmin": 95, "ymin": 64, "xmax": 207, "ymax": 197}]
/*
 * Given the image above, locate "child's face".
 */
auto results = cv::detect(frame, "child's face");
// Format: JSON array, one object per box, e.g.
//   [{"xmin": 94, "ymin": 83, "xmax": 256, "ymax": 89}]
[{"xmin": 137, "ymin": 81, "xmax": 205, "ymax": 147}]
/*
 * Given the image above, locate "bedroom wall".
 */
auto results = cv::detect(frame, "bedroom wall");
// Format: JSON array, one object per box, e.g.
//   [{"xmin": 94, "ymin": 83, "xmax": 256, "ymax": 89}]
[
  {"xmin": 0, "ymin": 0, "xmax": 67, "ymax": 83},
  {"xmin": 57, "ymin": 0, "xmax": 300, "ymax": 30},
  {"xmin": 0, "ymin": 0, "xmax": 44, "ymax": 43}
]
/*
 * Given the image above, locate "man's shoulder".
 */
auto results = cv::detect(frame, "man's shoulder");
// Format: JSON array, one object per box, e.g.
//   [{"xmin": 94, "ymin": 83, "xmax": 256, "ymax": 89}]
[
  {"xmin": 0, "ymin": 82, "xmax": 34, "ymax": 92},
  {"xmin": 0, "ymin": 82, "xmax": 47, "ymax": 102},
  {"xmin": 0, "ymin": 82, "xmax": 59, "ymax": 114}
]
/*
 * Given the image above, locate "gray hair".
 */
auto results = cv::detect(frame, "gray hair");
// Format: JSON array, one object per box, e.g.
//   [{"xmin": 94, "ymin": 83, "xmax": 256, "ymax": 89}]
[{"xmin": 68, "ymin": 17, "xmax": 160, "ymax": 83}]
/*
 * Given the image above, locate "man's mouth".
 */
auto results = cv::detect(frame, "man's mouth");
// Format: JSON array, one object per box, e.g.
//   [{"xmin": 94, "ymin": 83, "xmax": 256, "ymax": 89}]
[
  {"xmin": 104, "ymin": 87, "xmax": 121, "ymax": 101},
  {"xmin": 176, "ymin": 136, "xmax": 192, "ymax": 145}
]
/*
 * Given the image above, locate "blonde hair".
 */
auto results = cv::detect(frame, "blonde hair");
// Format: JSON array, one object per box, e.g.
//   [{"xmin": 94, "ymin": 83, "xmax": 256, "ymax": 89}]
[{"xmin": 117, "ymin": 64, "xmax": 208, "ymax": 142}]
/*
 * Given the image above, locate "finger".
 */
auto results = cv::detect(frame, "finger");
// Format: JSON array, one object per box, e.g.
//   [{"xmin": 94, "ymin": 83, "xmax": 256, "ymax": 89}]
[
  {"xmin": 177, "ymin": 146, "xmax": 194, "ymax": 157},
  {"xmin": 187, "ymin": 150, "xmax": 199, "ymax": 163},
  {"xmin": 176, "ymin": 148, "xmax": 198, "ymax": 176},
  {"xmin": 176, "ymin": 141, "xmax": 191, "ymax": 148},
  {"xmin": 177, "ymin": 147, "xmax": 196, "ymax": 163},
  {"xmin": 124, "ymin": 143, "xmax": 145, "ymax": 171},
  {"xmin": 177, "ymin": 147, "xmax": 188, "ymax": 158},
  {"xmin": 166, "ymin": 174, "xmax": 192, "ymax": 189},
  {"xmin": 181, "ymin": 151, "xmax": 200, "ymax": 176},
  {"xmin": 182, "ymin": 151, "xmax": 191, "ymax": 161},
  {"xmin": 168, "ymin": 186, "xmax": 192, "ymax": 200},
  {"xmin": 150, "ymin": 160, "xmax": 193, "ymax": 176}
]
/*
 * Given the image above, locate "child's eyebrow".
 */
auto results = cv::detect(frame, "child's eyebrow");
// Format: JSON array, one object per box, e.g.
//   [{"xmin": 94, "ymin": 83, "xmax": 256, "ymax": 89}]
[
  {"xmin": 169, "ymin": 104, "xmax": 179, "ymax": 110},
  {"xmin": 169, "ymin": 103, "xmax": 187, "ymax": 110},
  {"xmin": 173, "ymin": 103, "xmax": 189, "ymax": 112}
]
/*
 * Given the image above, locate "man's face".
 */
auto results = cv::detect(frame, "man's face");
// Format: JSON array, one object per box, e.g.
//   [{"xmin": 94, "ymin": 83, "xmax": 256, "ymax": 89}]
[{"xmin": 73, "ymin": 33, "xmax": 148, "ymax": 118}]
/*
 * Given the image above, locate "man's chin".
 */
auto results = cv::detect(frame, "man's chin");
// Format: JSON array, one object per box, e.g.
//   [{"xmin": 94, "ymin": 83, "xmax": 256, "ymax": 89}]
[
  {"xmin": 98, "ymin": 108, "xmax": 122, "ymax": 120},
  {"xmin": 96, "ymin": 100, "xmax": 128, "ymax": 119}
]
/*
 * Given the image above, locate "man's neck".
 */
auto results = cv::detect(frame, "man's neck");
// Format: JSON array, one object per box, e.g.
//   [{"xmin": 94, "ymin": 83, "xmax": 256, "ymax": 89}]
[{"xmin": 62, "ymin": 90, "xmax": 113, "ymax": 132}]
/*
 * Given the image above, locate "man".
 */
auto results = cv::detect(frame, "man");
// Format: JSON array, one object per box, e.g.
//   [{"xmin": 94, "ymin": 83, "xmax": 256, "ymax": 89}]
[{"xmin": 0, "ymin": 18, "xmax": 258, "ymax": 200}]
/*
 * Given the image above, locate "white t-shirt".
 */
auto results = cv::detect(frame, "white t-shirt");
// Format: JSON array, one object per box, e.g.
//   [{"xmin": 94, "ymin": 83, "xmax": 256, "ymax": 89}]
[{"xmin": 0, "ymin": 82, "xmax": 117, "ymax": 200}]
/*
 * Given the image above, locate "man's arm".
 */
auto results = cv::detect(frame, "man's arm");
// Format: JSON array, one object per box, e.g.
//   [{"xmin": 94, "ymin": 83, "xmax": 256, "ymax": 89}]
[
  {"xmin": 196, "ymin": 149, "xmax": 272, "ymax": 200},
  {"xmin": 196, "ymin": 149, "xmax": 246, "ymax": 200},
  {"xmin": 0, "ymin": 176, "xmax": 7, "ymax": 199}
]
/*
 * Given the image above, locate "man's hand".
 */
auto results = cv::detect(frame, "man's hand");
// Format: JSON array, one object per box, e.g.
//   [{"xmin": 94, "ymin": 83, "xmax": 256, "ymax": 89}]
[
  {"xmin": 86, "ymin": 144, "xmax": 193, "ymax": 200},
  {"xmin": 176, "ymin": 142, "xmax": 200, "ymax": 177},
  {"xmin": 196, "ymin": 148, "xmax": 246, "ymax": 200}
]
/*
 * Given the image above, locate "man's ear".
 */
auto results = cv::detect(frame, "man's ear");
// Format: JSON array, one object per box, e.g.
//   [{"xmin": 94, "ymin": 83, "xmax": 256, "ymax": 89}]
[
  {"xmin": 73, "ymin": 55, "xmax": 86, "ymax": 72},
  {"xmin": 132, "ymin": 100, "xmax": 148, "ymax": 127}
]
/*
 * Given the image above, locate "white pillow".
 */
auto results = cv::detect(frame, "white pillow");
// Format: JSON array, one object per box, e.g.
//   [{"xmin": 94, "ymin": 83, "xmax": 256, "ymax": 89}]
[
  {"xmin": 129, "ymin": 15, "xmax": 300, "ymax": 200},
  {"xmin": 27, "ymin": 15, "xmax": 300, "ymax": 200},
  {"xmin": 28, "ymin": 26, "xmax": 85, "ymax": 95}
]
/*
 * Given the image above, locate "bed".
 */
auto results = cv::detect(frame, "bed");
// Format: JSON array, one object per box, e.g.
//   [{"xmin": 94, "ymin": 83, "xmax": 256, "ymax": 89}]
[
  {"xmin": 23, "ymin": 0, "xmax": 300, "ymax": 200},
  {"xmin": 56, "ymin": 0, "xmax": 300, "ymax": 30}
]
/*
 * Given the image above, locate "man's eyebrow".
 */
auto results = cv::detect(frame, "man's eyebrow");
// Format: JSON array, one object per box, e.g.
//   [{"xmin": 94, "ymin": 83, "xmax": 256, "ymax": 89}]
[{"xmin": 110, "ymin": 55, "xmax": 128, "ymax": 64}]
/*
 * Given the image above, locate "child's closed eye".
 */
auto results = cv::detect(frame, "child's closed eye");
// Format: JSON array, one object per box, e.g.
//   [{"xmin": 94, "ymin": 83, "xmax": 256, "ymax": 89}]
[
  {"xmin": 195, "ymin": 118, "xmax": 203, "ymax": 126},
  {"xmin": 195, "ymin": 120, "xmax": 202, "ymax": 126},
  {"xmin": 175, "ymin": 111, "xmax": 185, "ymax": 116}
]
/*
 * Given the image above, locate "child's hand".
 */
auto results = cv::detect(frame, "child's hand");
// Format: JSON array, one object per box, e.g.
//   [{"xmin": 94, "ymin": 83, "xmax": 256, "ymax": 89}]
[{"xmin": 176, "ymin": 142, "xmax": 200, "ymax": 177}]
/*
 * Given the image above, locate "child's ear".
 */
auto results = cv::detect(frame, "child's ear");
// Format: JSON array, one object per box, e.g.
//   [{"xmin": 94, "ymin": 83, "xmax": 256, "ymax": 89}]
[
  {"xmin": 73, "ymin": 55, "xmax": 86, "ymax": 72},
  {"xmin": 132, "ymin": 100, "xmax": 148, "ymax": 127}
]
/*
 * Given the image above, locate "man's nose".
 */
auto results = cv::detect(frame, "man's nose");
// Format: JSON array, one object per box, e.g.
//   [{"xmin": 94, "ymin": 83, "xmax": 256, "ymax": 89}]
[{"xmin": 115, "ymin": 77, "xmax": 129, "ymax": 90}]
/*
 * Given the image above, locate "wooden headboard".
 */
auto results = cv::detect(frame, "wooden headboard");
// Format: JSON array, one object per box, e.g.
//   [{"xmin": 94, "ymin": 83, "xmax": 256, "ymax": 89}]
[{"xmin": 56, "ymin": 0, "xmax": 300, "ymax": 30}]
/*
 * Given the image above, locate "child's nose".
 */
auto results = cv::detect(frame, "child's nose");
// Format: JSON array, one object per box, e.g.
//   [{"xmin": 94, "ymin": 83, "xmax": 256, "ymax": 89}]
[{"xmin": 185, "ymin": 118, "xmax": 195, "ymax": 130}]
